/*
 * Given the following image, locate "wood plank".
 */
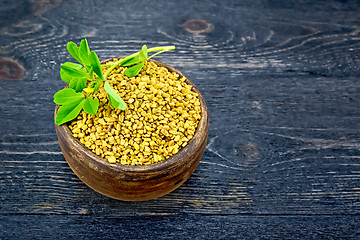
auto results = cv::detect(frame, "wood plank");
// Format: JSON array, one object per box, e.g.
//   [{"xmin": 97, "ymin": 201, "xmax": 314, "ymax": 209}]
[
  {"xmin": 1, "ymin": 215, "xmax": 359, "ymax": 239},
  {"xmin": 0, "ymin": 0, "xmax": 359, "ymax": 223}
]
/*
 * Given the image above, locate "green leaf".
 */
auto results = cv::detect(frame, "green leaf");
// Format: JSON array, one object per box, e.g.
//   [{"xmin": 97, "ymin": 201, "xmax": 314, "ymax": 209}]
[
  {"xmin": 66, "ymin": 42, "xmax": 82, "ymax": 64},
  {"xmin": 60, "ymin": 62, "xmax": 84, "ymax": 82},
  {"xmin": 69, "ymin": 77, "xmax": 88, "ymax": 92},
  {"xmin": 121, "ymin": 56, "xmax": 142, "ymax": 67},
  {"xmin": 61, "ymin": 62, "xmax": 88, "ymax": 92},
  {"xmin": 79, "ymin": 39, "xmax": 91, "ymax": 69},
  {"xmin": 62, "ymin": 62, "xmax": 83, "ymax": 70},
  {"xmin": 54, "ymin": 88, "xmax": 84, "ymax": 105},
  {"xmin": 55, "ymin": 98, "xmax": 85, "ymax": 125},
  {"xmin": 61, "ymin": 63, "xmax": 88, "ymax": 78},
  {"xmin": 107, "ymin": 94, "xmax": 119, "ymax": 109},
  {"xmin": 83, "ymin": 97, "xmax": 99, "ymax": 115},
  {"xmin": 124, "ymin": 62, "xmax": 145, "ymax": 77},
  {"xmin": 88, "ymin": 51, "xmax": 104, "ymax": 80},
  {"xmin": 138, "ymin": 45, "xmax": 148, "ymax": 61},
  {"xmin": 104, "ymin": 82, "xmax": 127, "ymax": 110}
]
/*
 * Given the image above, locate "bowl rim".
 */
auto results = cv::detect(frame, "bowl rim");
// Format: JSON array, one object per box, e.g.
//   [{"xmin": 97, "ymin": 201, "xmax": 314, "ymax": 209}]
[{"xmin": 55, "ymin": 58, "xmax": 209, "ymax": 174}]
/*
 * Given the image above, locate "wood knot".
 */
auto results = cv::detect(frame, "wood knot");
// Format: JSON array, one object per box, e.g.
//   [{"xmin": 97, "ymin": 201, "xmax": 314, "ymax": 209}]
[
  {"xmin": 182, "ymin": 19, "xmax": 214, "ymax": 34},
  {"xmin": 234, "ymin": 142, "xmax": 259, "ymax": 160},
  {"xmin": 0, "ymin": 58, "xmax": 25, "ymax": 81}
]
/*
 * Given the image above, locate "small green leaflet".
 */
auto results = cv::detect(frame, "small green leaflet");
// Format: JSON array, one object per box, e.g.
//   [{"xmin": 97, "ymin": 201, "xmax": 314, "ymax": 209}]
[
  {"xmin": 88, "ymin": 51, "xmax": 104, "ymax": 80},
  {"xmin": 124, "ymin": 62, "xmax": 145, "ymax": 77},
  {"xmin": 60, "ymin": 62, "xmax": 86, "ymax": 82},
  {"xmin": 104, "ymin": 82, "xmax": 127, "ymax": 110},
  {"xmin": 55, "ymin": 98, "xmax": 85, "ymax": 125},
  {"xmin": 83, "ymin": 97, "xmax": 99, "ymax": 115},
  {"xmin": 138, "ymin": 45, "xmax": 148, "ymax": 61},
  {"xmin": 60, "ymin": 62, "xmax": 89, "ymax": 92},
  {"xmin": 107, "ymin": 94, "xmax": 119, "ymax": 109},
  {"xmin": 61, "ymin": 63, "xmax": 89, "ymax": 78},
  {"xmin": 54, "ymin": 91, "xmax": 98, "ymax": 124},
  {"xmin": 124, "ymin": 45, "xmax": 148, "ymax": 77},
  {"xmin": 67, "ymin": 42, "xmax": 82, "ymax": 64},
  {"xmin": 69, "ymin": 77, "xmax": 88, "ymax": 92},
  {"xmin": 79, "ymin": 39, "xmax": 91, "ymax": 68},
  {"xmin": 66, "ymin": 39, "xmax": 91, "ymax": 70},
  {"xmin": 54, "ymin": 88, "xmax": 84, "ymax": 105},
  {"xmin": 62, "ymin": 62, "xmax": 83, "ymax": 70},
  {"xmin": 122, "ymin": 56, "xmax": 142, "ymax": 67}
]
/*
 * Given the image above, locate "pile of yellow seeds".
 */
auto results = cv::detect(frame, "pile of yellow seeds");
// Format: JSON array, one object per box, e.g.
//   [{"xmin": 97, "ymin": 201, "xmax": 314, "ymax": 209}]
[{"xmin": 69, "ymin": 60, "xmax": 201, "ymax": 165}]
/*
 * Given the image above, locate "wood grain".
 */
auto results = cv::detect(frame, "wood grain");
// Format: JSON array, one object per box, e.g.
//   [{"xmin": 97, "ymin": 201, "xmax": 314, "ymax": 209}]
[
  {"xmin": 0, "ymin": 0, "xmax": 359, "ymax": 238},
  {"xmin": 1, "ymin": 215, "xmax": 359, "ymax": 239}
]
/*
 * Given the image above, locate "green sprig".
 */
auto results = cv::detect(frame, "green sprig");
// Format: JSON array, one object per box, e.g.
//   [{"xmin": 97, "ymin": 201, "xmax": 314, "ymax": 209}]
[
  {"xmin": 54, "ymin": 39, "xmax": 175, "ymax": 125},
  {"xmin": 103, "ymin": 45, "xmax": 175, "ymax": 79}
]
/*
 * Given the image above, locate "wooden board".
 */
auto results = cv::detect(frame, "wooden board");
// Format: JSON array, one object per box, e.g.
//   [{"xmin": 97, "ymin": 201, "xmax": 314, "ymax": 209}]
[
  {"xmin": 0, "ymin": 0, "xmax": 359, "ymax": 238},
  {"xmin": 1, "ymin": 215, "xmax": 359, "ymax": 239}
]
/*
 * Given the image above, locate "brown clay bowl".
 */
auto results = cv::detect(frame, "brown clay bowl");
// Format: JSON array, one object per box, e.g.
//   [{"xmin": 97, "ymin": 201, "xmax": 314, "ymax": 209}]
[{"xmin": 54, "ymin": 58, "xmax": 209, "ymax": 201}]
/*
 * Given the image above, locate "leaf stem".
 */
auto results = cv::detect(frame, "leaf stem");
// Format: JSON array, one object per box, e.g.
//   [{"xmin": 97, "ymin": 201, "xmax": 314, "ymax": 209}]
[{"xmin": 147, "ymin": 50, "xmax": 168, "ymax": 60}]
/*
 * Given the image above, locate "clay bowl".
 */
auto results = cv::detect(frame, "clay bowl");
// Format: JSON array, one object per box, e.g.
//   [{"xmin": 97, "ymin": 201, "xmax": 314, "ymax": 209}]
[{"xmin": 55, "ymin": 58, "xmax": 209, "ymax": 201}]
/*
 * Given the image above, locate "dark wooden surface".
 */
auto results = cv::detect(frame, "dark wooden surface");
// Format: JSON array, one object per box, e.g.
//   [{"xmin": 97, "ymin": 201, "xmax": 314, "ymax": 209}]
[{"xmin": 0, "ymin": 0, "xmax": 359, "ymax": 239}]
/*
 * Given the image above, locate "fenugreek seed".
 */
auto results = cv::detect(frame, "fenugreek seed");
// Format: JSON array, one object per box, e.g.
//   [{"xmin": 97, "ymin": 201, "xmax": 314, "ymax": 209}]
[
  {"xmin": 69, "ymin": 61, "xmax": 201, "ymax": 166},
  {"xmin": 107, "ymin": 156, "xmax": 117, "ymax": 163},
  {"xmin": 140, "ymin": 144, "xmax": 145, "ymax": 152},
  {"xmin": 169, "ymin": 129, "xmax": 177, "ymax": 135},
  {"xmin": 172, "ymin": 148, "xmax": 179, "ymax": 154},
  {"xmin": 98, "ymin": 119, "xmax": 106, "ymax": 125},
  {"xmin": 107, "ymin": 117, "xmax": 116, "ymax": 122}
]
